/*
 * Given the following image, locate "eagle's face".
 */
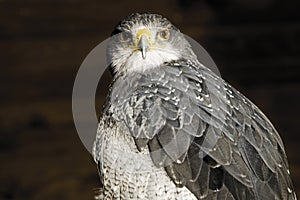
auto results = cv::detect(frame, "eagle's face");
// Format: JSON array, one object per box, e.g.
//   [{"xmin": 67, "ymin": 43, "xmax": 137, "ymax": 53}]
[{"xmin": 107, "ymin": 13, "xmax": 195, "ymax": 74}]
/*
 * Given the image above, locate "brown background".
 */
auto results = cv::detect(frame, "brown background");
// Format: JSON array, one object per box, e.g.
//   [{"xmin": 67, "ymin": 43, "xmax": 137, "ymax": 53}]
[{"xmin": 0, "ymin": 0, "xmax": 299, "ymax": 199}]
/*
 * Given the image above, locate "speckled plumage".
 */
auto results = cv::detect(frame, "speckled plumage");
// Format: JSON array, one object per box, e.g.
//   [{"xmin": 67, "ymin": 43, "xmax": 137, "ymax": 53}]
[
  {"xmin": 93, "ymin": 13, "xmax": 297, "ymax": 200},
  {"xmin": 94, "ymin": 117, "xmax": 197, "ymax": 200}
]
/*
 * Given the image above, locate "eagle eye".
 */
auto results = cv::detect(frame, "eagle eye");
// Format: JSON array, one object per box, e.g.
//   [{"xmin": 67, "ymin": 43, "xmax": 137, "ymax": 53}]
[
  {"xmin": 119, "ymin": 31, "xmax": 132, "ymax": 42},
  {"xmin": 158, "ymin": 29, "xmax": 170, "ymax": 40}
]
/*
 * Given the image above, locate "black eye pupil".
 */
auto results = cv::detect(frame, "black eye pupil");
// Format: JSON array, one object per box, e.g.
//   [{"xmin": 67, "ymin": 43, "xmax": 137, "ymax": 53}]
[{"xmin": 160, "ymin": 30, "xmax": 169, "ymax": 39}]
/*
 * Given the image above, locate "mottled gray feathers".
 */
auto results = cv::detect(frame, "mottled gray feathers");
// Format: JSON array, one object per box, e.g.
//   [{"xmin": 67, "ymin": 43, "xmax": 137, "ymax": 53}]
[
  {"xmin": 105, "ymin": 60, "xmax": 296, "ymax": 199},
  {"xmin": 111, "ymin": 13, "xmax": 178, "ymax": 35}
]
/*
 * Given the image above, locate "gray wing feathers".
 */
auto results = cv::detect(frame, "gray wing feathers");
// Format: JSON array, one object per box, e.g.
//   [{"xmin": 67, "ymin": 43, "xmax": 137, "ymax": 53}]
[{"xmin": 108, "ymin": 60, "xmax": 296, "ymax": 199}]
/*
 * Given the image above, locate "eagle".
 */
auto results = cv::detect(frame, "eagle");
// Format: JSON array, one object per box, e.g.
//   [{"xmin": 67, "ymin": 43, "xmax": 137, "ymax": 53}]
[{"xmin": 92, "ymin": 13, "xmax": 297, "ymax": 200}]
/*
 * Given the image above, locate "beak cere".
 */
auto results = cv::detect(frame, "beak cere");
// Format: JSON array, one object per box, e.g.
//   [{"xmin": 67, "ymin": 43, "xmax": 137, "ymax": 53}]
[{"xmin": 137, "ymin": 30, "xmax": 150, "ymax": 59}]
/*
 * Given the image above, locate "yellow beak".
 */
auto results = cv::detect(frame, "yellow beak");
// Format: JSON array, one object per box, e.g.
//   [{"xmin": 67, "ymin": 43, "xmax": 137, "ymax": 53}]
[{"xmin": 136, "ymin": 29, "xmax": 151, "ymax": 59}]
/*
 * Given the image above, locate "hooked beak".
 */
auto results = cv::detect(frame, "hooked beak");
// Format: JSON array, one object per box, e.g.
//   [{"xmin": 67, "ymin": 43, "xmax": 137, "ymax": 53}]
[{"xmin": 137, "ymin": 29, "xmax": 151, "ymax": 59}]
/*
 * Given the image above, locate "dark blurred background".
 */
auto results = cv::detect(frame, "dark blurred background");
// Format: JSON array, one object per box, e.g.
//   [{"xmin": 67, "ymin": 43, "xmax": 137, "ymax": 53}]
[{"xmin": 0, "ymin": 0, "xmax": 299, "ymax": 199}]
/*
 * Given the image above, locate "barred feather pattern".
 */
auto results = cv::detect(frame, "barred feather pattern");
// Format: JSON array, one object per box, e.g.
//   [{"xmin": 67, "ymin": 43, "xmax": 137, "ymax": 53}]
[
  {"xmin": 93, "ymin": 59, "xmax": 297, "ymax": 200},
  {"xmin": 93, "ymin": 118, "xmax": 198, "ymax": 200}
]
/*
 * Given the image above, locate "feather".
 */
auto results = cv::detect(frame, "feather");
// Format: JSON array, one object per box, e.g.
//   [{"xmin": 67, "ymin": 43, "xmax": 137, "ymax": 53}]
[{"xmin": 105, "ymin": 60, "xmax": 296, "ymax": 200}]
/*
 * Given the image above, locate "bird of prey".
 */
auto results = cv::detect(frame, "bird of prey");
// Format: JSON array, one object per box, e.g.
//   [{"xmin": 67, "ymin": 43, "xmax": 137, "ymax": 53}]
[{"xmin": 92, "ymin": 13, "xmax": 297, "ymax": 200}]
